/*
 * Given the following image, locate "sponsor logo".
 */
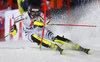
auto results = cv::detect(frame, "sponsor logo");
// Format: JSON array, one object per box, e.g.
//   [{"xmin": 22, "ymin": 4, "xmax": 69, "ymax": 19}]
[{"xmin": 32, "ymin": 9, "xmax": 39, "ymax": 11}]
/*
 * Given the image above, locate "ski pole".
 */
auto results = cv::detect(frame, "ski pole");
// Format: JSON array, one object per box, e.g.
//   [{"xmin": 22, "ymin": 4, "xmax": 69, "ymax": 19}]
[
  {"xmin": 0, "ymin": 23, "xmax": 16, "ymax": 41},
  {"xmin": 0, "ymin": 33, "xmax": 11, "ymax": 41},
  {"xmin": 48, "ymin": 24, "xmax": 97, "ymax": 27}
]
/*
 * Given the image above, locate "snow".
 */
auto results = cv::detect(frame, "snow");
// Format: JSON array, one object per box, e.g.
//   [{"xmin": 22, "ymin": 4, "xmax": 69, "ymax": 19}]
[
  {"xmin": 0, "ymin": 2, "xmax": 100, "ymax": 62},
  {"xmin": 1, "ymin": 41, "xmax": 100, "ymax": 62}
]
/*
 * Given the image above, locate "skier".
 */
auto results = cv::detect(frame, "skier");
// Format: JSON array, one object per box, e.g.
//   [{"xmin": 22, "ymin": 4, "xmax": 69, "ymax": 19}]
[{"xmin": 10, "ymin": 3, "xmax": 90, "ymax": 55}]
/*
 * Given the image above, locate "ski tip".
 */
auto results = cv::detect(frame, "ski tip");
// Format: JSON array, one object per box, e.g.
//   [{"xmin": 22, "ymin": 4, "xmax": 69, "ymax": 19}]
[{"xmin": 88, "ymin": 53, "xmax": 92, "ymax": 55}]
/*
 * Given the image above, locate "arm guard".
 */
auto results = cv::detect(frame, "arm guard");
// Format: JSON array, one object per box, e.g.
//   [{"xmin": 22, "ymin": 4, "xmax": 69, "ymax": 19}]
[{"xmin": 34, "ymin": 21, "xmax": 44, "ymax": 26}]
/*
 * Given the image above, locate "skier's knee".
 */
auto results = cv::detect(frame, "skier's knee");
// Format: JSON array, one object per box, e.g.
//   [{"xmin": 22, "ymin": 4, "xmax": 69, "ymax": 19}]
[
  {"xmin": 50, "ymin": 44, "xmax": 64, "ymax": 55},
  {"xmin": 31, "ymin": 34, "xmax": 51, "ymax": 47}
]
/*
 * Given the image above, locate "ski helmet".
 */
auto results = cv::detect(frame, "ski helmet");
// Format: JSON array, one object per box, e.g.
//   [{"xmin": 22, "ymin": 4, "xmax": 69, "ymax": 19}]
[{"xmin": 28, "ymin": 3, "xmax": 41, "ymax": 16}]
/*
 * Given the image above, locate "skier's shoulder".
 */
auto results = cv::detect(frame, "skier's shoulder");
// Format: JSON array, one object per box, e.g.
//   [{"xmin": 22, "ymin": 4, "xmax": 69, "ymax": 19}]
[
  {"xmin": 39, "ymin": 12, "xmax": 44, "ymax": 18},
  {"xmin": 14, "ymin": 13, "xmax": 28, "ymax": 22},
  {"xmin": 19, "ymin": 12, "xmax": 29, "ymax": 19},
  {"xmin": 22, "ymin": 12, "xmax": 29, "ymax": 17},
  {"xmin": 15, "ymin": 12, "xmax": 27, "ymax": 19}
]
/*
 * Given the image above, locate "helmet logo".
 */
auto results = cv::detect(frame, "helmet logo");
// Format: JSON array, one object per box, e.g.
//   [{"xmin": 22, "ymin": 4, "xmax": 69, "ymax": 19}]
[{"xmin": 32, "ymin": 9, "xmax": 39, "ymax": 11}]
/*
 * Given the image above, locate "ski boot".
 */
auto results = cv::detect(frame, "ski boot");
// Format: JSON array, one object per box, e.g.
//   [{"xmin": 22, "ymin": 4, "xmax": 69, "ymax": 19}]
[
  {"xmin": 50, "ymin": 44, "xmax": 65, "ymax": 55},
  {"xmin": 83, "ymin": 48, "xmax": 90, "ymax": 54},
  {"xmin": 73, "ymin": 44, "xmax": 90, "ymax": 54}
]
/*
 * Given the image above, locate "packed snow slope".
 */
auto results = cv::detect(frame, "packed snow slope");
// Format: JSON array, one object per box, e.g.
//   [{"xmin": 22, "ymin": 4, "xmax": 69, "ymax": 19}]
[{"xmin": 0, "ymin": 1, "xmax": 100, "ymax": 62}]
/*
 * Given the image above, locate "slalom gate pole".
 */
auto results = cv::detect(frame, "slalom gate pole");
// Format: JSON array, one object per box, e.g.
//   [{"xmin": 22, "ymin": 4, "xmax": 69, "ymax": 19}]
[
  {"xmin": 0, "ymin": 33, "xmax": 11, "ymax": 41},
  {"xmin": 48, "ymin": 24, "xmax": 97, "ymax": 27},
  {"xmin": 39, "ymin": 0, "xmax": 46, "ymax": 50}
]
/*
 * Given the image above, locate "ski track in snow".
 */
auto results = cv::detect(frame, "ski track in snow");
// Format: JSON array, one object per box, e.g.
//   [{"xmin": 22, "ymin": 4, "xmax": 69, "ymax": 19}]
[{"xmin": 1, "ymin": 1, "xmax": 100, "ymax": 62}]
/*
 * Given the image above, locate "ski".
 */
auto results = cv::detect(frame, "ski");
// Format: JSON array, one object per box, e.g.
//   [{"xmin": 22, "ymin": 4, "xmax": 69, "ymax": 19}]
[{"xmin": 82, "ymin": 49, "xmax": 92, "ymax": 55}]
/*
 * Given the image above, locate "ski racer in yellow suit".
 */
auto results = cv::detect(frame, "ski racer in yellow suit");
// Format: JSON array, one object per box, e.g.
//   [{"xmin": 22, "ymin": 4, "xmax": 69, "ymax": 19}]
[{"xmin": 10, "ymin": 3, "xmax": 90, "ymax": 55}]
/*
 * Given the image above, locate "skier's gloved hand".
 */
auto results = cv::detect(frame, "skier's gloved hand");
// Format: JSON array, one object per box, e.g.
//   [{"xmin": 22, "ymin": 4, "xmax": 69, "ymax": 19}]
[
  {"xmin": 10, "ymin": 25, "xmax": 17, "ymax": 35},
  {"xmin": 34, "ymin": 21, "xmax": 44, "ymax": 27}
]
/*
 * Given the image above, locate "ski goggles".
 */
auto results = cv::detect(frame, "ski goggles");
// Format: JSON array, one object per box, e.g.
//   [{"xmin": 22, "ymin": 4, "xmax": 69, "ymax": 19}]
[
  {"xmin": 30, "ymin": 8, "xmax": 40, "ymax": 16},
  {"xmin": 30, "ymin": 11, "xmax": 39, "ymax": 16}
]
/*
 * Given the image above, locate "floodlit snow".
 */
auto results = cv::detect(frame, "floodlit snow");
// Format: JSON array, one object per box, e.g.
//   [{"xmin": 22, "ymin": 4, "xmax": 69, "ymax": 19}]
[{"xmin": 0, "ymin": 1, "xmax": 100, "ymax": 62}]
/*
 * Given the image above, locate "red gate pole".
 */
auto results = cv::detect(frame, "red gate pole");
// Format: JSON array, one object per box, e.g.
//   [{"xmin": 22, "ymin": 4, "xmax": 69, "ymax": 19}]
[{"xmin": 39, "ymin": 0, "xmax": 47, "ymax": 50}]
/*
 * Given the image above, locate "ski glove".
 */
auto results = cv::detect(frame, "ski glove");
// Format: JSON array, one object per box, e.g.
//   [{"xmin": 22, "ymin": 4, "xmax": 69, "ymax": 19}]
[
  {"xmin": 10, "ymin": 25, "xmax": 17, "ymax": 35},
  {"xmin": 34, "ymin": 21, "xmax": 44, "ymax": 27}
]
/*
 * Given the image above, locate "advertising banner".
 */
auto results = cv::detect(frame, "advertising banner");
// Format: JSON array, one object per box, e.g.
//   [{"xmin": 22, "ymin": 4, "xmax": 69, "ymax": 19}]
[
  {"xmin": 0, "ymin": 10, "xmax": 6, "ymax": 41},
  {"xmin": 5, "ymin": 9, "xmax": 26, "ymax": 41}
]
